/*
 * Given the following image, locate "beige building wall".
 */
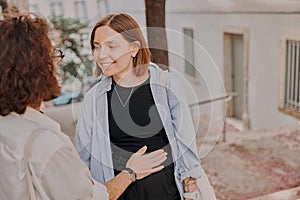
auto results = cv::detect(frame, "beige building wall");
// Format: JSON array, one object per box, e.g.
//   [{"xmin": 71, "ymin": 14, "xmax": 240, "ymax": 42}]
[{"xmin": 7, "ymin": 0, "xmax": 28, "ymax": 10}]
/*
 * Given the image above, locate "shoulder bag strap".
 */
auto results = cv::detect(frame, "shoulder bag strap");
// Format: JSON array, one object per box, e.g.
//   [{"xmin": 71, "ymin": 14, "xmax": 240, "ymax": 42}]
[{"xmin": 24, "ymin": 128, "xmax": 44, "ymax": 200}]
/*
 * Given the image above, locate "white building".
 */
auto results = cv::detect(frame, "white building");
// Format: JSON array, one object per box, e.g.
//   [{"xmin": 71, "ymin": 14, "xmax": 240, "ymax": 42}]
[
  {"xmin": 28, "ymin": 0, "xmax": 300, "ymax": 131},
  {"xmin": 162, "ymin": 0, "xmax": 300, "ymax": 130},
  {"xmin": 4, "ymin": 0, "xmax": 29, "ymax": 10}
]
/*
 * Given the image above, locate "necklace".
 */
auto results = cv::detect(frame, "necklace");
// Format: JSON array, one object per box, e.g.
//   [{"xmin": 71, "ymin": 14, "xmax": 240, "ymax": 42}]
[{"xmin": 114, "ymin": 84, "xmax": 135, "ymax": 107}]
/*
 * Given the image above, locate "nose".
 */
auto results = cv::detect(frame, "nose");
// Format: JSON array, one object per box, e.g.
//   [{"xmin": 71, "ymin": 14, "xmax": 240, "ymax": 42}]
[{"xmin": 99, "ymin": 48, "xmax": 107, "ymax": 59}]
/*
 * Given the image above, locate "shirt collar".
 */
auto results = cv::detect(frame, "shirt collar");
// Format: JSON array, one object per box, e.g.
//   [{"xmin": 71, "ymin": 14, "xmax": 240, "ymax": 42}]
[{"xmin": 12, "ymin": 107, "xmax": 61, "ymax": 133}]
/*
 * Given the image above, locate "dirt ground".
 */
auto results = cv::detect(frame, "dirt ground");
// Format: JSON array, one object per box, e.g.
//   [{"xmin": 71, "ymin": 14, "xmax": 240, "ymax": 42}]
[{"xmin": 198, "ymin": 127, "xmax": 300, "ymax": 200}]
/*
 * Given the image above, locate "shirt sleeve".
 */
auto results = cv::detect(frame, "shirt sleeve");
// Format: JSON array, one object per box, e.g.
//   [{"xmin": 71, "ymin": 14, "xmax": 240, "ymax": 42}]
[
  {"xmin": 168, "ymin": 72, "xmax": 202, "ymax": 180},
  {"xmin": 40, "ymin": 143, "xmax": 109, "ymax": 200},
  {"xmin": 74, "ymin": 93, "xmax": 93, "ymax": 168}
]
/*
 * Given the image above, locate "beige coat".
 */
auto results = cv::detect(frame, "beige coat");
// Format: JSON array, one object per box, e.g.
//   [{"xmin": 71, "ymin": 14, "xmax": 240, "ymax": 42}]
[{"xmin": 0, "ymin": 107, "xmax": 108, "ymax": 200}]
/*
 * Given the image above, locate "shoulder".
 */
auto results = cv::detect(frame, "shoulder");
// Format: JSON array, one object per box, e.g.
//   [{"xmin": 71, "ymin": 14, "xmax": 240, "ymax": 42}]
[
  {"xmin": 149, "ymin": 62, "xmax": 171, "ymax": 84},
  {"xmin": 148, "ymin": 63, "xmax": 183, "ymax": 96},
  {"xmin": 149, "ymin": 62, "xmax": 180, "ymax": 82},
  {"xmin": 30, "ymin": 128, "xmax": 73, "ymax": 164},
  {"xmin": 0, "ymin": 114, "xmax": 72, "ymax": 166},
  {"xmin": 84, "ymin": 75, "xmax": 111, "ymax": 100}
]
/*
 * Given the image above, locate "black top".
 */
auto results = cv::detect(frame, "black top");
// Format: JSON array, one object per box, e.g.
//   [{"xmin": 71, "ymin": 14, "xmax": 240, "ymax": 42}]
[
  {"xmin": 108, "ymin": 77, "xmax": 172, "ymax": 159},
  {"xmin": 107, "ymin": 77, "xmax": 180, "ymax": 200}
]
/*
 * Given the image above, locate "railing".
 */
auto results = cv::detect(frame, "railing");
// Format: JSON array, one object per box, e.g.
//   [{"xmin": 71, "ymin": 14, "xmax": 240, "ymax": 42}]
[{"xmin": 189, "ymin": 92, "xmax": 237, "ymax": 142}]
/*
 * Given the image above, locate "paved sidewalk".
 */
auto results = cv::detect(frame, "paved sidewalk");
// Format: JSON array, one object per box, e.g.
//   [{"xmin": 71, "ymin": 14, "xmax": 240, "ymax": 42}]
[
  {"xmin": 249, "ymin": 186, "xmax": 300, "ymax": 200},
  {"xmin": 199, "ymin": 127, "xmax": 300, "ymax": 200},
  {"xmin": 45, "ymin": 103, "xmax": 300, "ymax": 199}
]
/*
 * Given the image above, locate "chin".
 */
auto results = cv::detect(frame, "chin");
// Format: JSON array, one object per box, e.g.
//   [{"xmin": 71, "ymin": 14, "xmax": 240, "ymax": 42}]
[{"xmin": 102, "ymin": 71, "xmax": 113, "ymax": 77}]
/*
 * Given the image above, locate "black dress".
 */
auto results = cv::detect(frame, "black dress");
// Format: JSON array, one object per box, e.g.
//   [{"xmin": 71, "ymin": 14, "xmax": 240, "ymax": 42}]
[{"xmin": 107, "ymin": 77, "xmax": 180, "ymax": 200}]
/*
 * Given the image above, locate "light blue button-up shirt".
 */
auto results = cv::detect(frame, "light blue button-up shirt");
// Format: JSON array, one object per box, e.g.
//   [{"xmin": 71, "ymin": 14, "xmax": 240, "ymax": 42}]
[{"xmin": 74, "ymin": 63, "xmax": 202, "ymax": 199}]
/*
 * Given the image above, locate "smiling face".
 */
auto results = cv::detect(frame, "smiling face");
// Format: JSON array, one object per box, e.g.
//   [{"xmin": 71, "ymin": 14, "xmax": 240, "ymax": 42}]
[{"xmin": 93, "ymin": 26, "xmax": 138, "ymax": 78}]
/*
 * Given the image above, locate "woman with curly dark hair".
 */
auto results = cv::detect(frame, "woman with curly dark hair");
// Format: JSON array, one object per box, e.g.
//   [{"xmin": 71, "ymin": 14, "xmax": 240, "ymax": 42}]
[
  {"xmin": 0, "ymin": 10, "xmax": 166, "ymax": 200},
  {"xmin": 0, "ymin": 12, "xmax": 61, "ymax": 115}
]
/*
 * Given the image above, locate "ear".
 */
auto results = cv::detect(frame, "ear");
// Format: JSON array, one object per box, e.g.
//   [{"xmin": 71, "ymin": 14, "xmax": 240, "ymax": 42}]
[{"xmin": 131, "ymin": 41, "xmax": 141, "ymax": 58}]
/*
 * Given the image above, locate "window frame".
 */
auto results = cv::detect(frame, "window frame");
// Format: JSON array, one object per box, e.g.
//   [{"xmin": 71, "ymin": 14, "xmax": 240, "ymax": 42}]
[
  {"xmin": 50, "ymin": 2, "xmax": 64, "ymax": 17},
  {"xmin": 97, "ymin": 0, "xmax": 108, "ymax": 17},
  {"xmin": 279, "ymin": 35, "xmax": 300, "ymax": 119},
  {"xmin": 183, "ymin": 28, "xmax": 196, "ymax": 78},
  {"xmin": 74, "ymin": 0, "xmax": 88, "ymax": 20}
]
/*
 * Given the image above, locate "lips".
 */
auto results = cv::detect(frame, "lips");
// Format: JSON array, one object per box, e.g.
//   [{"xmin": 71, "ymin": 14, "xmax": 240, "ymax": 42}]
[
  {"xmin": 99, "ymin": 62, "xmax": 115, "ymax": 73},
  {"xmin": 100, "ymin": 62, "xmax": 114, "ymax": 68}
]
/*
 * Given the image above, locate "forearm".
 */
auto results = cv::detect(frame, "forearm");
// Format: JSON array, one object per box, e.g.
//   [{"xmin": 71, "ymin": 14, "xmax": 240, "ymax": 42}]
[{"xmin": 104, "ymin": 171, "xmax": 131, "ymax": 200}]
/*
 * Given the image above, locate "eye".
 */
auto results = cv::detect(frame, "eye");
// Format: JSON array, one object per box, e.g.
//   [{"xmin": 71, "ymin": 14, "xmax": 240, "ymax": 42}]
[
  {"xmin": 109, "ymin": 45, "xmax": 116, "ymax": 49},
  {"xmin": 94, "ymin": 45, "xmax": 101, "ymax": 50},
  {"xmin": 93, "ymin": 45, "xmax": 101, "ymax": 55}
]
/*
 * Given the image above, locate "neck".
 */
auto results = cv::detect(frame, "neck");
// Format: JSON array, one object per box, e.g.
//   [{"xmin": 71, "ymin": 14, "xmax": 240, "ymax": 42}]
[
  {"xmin": 113, "ymin": 71, "xmax": 149, "ymax": 87},
  {"xmin": 29, "ymin": 101, "xmax": 42, "ymax": 113}
]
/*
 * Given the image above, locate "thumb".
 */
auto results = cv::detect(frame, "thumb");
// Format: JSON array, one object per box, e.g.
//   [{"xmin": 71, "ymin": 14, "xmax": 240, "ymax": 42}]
[{"xmin": 135, "ymin": 145, "xmax": 147, "ymax": 155}]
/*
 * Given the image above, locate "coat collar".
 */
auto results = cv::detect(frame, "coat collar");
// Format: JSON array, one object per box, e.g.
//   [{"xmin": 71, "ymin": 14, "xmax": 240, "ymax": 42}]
[{"xmin": 11, "ymin": 107, "xmax": 61, "ymax": 133}]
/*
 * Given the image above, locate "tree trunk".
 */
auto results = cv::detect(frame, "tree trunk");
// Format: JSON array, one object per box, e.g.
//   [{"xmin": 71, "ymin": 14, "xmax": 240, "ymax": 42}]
[
  {"xmin": 144, "ymin": 0, "xmax": 169, "ymax": 70},
  {"xmin": 0, "ymin": 0, "xmax": 8, "ymax": 12}
]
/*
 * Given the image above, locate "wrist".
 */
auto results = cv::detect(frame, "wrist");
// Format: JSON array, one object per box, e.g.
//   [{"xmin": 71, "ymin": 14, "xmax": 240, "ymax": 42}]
[{"xmin": 122, "ymin": 167, "xmax": 137, "ymax": 183}]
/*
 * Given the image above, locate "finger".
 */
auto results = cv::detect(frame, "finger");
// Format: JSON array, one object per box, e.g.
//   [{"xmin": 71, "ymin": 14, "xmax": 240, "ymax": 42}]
[
  {"xmin": 147, "ymin": 149, "xmax": 165, "ymax": 159},
  {"xmin": 137, "ymin": 166, "xmax": 164, "ymax": 179},
  {"xmin": 149, "ymin": 165, "xmax": 164, "ymax": 174},
  {"xmin": 135, "ymin": 145, "xmax": 147, "ymax": 155},
  {"xmin": 150, "ymin": 152, "xmax": 167, "ymax": 163},
  {"xmin": 152, "ymin": 156, "xmax": 167, "ymax": 167},
  {"xmin": 136, "ymin": 165, "xmax": 165, "ymax": 180}
]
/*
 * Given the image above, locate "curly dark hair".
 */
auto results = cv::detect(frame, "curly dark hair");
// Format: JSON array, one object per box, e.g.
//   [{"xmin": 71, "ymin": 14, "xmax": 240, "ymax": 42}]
[{"xmin": 0, "ymin": 11, "xmax": 60, "ymax": 116}]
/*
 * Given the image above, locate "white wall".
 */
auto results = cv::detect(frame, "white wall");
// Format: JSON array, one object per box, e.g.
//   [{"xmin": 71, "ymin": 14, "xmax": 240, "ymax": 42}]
[
  {"xmin": 166, "ymin": 11, "xmax": 300, "ymax": 129},
  {"xmin": 166, "ymin": 0, "xmax": 300, "ymax": 13},
  {"xmin": 246, "ymin": 14, "xmax": 300, "ymax": 128}
]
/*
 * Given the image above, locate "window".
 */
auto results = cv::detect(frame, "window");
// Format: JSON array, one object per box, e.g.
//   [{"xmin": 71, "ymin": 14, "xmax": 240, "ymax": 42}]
[
  {"xmin": 97, "ymin": 0, "xmax": 108, "ymax": 17},
  {"xmin": 29, "ymin": 4, "xmax": 39, "ymax": 13},
  {"xmin": 74, "ymin": 1, "xmax": 87, "ymax": 20},
  {"xmin": 50, "ymin": 2, "xmax": 63, "ymax": 16},
  {"xmin": 183, "ymin": 28, "xmax": 196, "ymax": 77},
  {"xmin": 284, "ymin": 40, "xmax": 300, "ymax": 113},
  {"xmin": 80, "ymin": 32, "xmax": 89, "ymax": 48}
]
